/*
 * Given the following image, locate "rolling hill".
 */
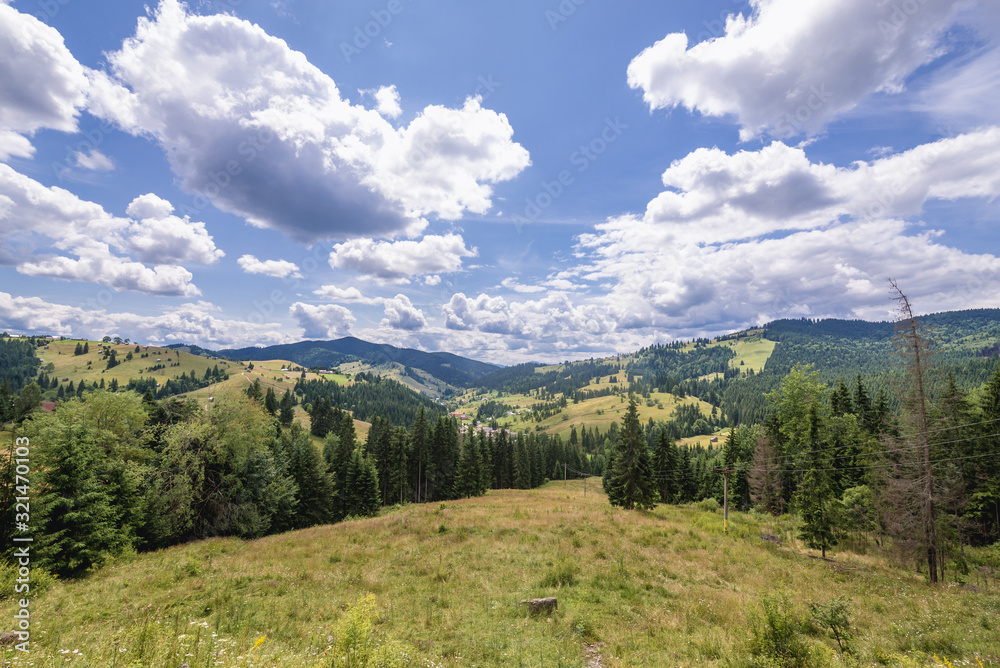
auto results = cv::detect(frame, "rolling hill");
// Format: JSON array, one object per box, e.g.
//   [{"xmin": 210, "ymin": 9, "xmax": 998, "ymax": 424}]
[{"xmin": 218, "ymin": 336, "xmax": 498, "ymax": 388}]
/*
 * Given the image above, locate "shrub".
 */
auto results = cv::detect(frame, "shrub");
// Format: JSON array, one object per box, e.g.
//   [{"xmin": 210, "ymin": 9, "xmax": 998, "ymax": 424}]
[
  {"xmin": 745, "ymin": 594, "xmax": 811, "ymax": 668},
  {"xmin": 809, "ymin": 597, "xmax": 852, "ymax": 653},
  {"xmin": 695, "ymin": 497, "xmax": 720, "ymax": 513},
  {"xmin": 330, "ymin": 594, "xmax": 420, "ymax": 668}
]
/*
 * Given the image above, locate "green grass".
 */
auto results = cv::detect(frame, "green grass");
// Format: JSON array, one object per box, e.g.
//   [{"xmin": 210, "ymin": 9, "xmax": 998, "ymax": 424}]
[
  {"xmin": 4, "ymin": 481, "xmax": 998, "ymax": 667},
  {"xmin": 37, "ymin": 339, "xmax": 238, "ymax": 391},
  {"xmin": 726, "ymin": 335, "xmax": 777, "ymax": 374}
]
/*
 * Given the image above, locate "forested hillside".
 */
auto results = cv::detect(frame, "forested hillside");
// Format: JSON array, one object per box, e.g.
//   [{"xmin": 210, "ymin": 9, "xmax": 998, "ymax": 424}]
[
  {"xmin": 219, "ymin": 336, "xmax": 498, "ymax": 387},
  {"xmin": 0, "ymin": 335, "xmax": 42, "ymax": 393}
]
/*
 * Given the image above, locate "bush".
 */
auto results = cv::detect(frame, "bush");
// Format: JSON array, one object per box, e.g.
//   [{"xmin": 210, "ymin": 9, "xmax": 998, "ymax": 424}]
[
  {"xmin": 0, "ymin": 560, "xmax": 57, "ymax": 600},
  {"xmin": 809, "ymin": 597, "xmax": 852, "ymax": 653},
  {"xmin": 746, "ymin": 594, "xmax": 811, "ymax": 668},
  {"xmin": 330, "ymin": 594, "xmax": 421, "ymax": 668},
  {"xmin": 695, "ymin": 497, "xmax": 720, "ymax": 513}
]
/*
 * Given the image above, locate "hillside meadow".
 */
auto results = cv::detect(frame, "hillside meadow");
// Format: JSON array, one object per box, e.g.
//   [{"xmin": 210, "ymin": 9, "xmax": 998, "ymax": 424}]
[{"xmin": 2, "ymin": 480, "xmax": 998, "ymax": 667}]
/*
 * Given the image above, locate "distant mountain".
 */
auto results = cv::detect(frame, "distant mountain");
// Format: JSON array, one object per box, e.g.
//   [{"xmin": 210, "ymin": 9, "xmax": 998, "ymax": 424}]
[{"xmin": 217, "ymin": 336, "xmax": 498, "ymax": 388}]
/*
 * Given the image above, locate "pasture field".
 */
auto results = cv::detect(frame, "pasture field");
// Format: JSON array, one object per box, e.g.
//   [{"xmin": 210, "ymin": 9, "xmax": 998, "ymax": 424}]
[
  {"xmin": 36, "ymin": 339, "xmax": 237, "ymax": 390},
  {"xmin": 2, "ymin": 480, "xmax": 997, "ymax": 667}
]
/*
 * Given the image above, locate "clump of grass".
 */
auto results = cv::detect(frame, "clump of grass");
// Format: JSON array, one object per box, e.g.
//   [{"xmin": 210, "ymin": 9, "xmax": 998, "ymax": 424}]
[
  {"xmin": 539, "ymin": 558, "xmax": 579, "ymax": 588},
  {"xmin": 570, "ymin": 614, "xmax": 600, "ymax": 642}
]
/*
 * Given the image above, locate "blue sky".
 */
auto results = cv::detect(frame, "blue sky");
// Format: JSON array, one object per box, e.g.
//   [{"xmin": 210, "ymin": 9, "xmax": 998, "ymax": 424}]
[{"xmin": 1, "ymin": 0, "xmax": 999, "ymax": 363}]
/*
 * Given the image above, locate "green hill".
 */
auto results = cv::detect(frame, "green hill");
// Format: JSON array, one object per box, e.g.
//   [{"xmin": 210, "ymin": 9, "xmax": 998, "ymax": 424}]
[
  {"xmin": 4, "ymin": 480, "xmax": 997, "ymax": 667},
  {"xmin": 218, "ymin": 336, "xmax": 499, "ymax": 388}
]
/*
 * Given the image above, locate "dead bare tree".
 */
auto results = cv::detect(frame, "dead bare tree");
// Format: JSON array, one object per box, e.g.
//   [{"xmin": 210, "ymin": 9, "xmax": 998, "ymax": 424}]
[
  {"xmin": 888, "ymin": 279, "xmax": 938, "ymax": 583},
  {"xmin": 749, "ymin": 434, "xmax": 784, "ymax": 515}
]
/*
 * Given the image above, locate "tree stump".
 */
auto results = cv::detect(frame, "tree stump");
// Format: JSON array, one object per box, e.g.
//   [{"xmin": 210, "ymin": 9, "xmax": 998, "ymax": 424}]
[{"xmin": 521, "ymin": 597, "xmax": 558, "ymax": 615}]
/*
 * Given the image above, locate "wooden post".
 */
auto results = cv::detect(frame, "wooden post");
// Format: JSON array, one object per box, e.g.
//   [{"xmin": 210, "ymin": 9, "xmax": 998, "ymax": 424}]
[
  {"xmin": 564, "ymin": 462, "xmax": 567, "ymax": 484},
  {"xmin": 723, "ymin": 470, "xmax": 729, "ymax": 534},
  {"xmin": 715, "ymin": 467, "xmax": 734, "ymax": 534}
]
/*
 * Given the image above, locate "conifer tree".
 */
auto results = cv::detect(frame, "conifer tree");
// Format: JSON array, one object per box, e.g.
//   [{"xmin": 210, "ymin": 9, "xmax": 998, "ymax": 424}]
[
  {"xmin": 283, "ymin": 425, "xmax": 332, "ymax": 528},
  {"xmin": 339, "ymin": 412, "xmax": 357, "ymax": 451},
  {"xmin": 607, "ymin": 399, "xmax": 656, "ymax": 510},
  {"xmin": 677, "ymin": 445, "xmax": 698, "ymax": 503},
  {"xmin": 264, "ymin": 387, "xmax": 278, "ymax": 415},
  {"xmin": 345, "ymin": 450, "xmax": 381, "ymax": 518},
  {"xmin": 651, "ymin": 428, "xmax": 678, "ymax": 503},
  {"xmin": 309, "ymin": 396, "xmax": 333, "ymax": 437},
  {"xmin": 279, "ymin": 390, "xmax": 295, "ymax": 427},
  {"xmin": 386, "ymin": 427, "xmax": 410, "ymax": 505},
  {"xmin": 30, "ymin": 415, "xmax": 130, "ymax": 577},
  {"xmin": 410, "ymin": 408, "xmax": 428, "ymax": 502},
  {"xmin": 795, "ymin": 404, "xmax": 842, "ymax": 558}
]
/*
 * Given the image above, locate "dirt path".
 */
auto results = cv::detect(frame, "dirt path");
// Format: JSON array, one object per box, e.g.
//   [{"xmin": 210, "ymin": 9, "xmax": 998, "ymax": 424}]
[{"xmin": 584, "ymin": 643, "xmax": 605, "ymax": 668}]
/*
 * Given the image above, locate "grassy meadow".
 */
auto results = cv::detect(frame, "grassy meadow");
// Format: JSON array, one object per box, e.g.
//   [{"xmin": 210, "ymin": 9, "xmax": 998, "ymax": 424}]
[
  {"xmin": 3, "ymin": 480, "xmax": 998, "ymax": 667},
  {"xmin": 35, "ymin": 340, "xmax": 238, "ymax": 390}
]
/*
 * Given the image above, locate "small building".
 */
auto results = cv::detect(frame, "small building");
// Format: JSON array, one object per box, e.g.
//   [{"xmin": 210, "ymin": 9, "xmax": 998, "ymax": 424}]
[{"xmin": 41, "ymin": 402, "xmax": 56, "ymax": 412}]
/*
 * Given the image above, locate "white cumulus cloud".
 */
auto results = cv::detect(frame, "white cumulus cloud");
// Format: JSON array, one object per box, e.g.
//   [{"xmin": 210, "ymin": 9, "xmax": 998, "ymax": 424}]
[
  {"xmin": 0, "ymin": 165, "xmax": 221, "ymax": 296},
  {"xmin": 88, "ymin": 0, "xmax": 529, "ymax": 242},
  {"xmin": 0, "ymin": 3, "xmax": 88, "ymax": 159},
  {"xmin": 381, "ymin": 294, "xmax": 427, "ymax": 330},
  {"xmin": 571, "ymin": 129, "xmax": 1000, "ymax": 330},
  {"xmin": 0, "ymin": 292, "xmax": 291, "ymax": 348},
  {"xmin": 289, "ymin": 302, "xmax": 355, "ymax": 339},
  {"xmin": 237, "ymin": 254, "xmax": 302, "ymax": 279},
  {"xmin": 627, "ymin": 0, "xmax": 963, "ymax": 139},
  {"xmin": 329, "ymin": 233, "xmax": 477, "ymax": 282}
]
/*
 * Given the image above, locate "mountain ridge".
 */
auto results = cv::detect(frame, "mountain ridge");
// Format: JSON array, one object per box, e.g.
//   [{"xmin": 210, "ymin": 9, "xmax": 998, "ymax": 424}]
[{"xmin": 216, "ymin": 336, "xmax": 499, "ymax": 388}]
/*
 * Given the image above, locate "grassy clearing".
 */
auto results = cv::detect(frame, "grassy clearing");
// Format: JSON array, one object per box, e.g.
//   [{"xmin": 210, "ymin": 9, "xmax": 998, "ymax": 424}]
[
  {"xmin": 493, "ymin": 393, "xmax": 715, "ymax": 440},
  {"xmin": 724, "ymin": 336, "xmax": 777, "ymax": 374},
  {"xmin": 4, "ymin": 481, "xmax": 997, "ymax": 667},
  {"xmin": 36, "ymin": 340, "xmax": 238, "ymax": 391}
]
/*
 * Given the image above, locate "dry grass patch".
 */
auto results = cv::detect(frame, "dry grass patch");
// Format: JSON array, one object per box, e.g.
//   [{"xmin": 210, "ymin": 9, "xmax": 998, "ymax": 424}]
[{"xmin": 2, "ymin": 482, "xmax": 998, "ymax": 667}]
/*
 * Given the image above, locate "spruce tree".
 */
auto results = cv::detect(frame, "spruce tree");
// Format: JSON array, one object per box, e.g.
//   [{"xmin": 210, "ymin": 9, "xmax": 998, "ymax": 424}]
[
  {"xmin": 651, "ymin": 428, "xmax": 678, "ymax": 503},
  {"xmin": 410, "ymin": 408, "xmax": 429, "ymax": 502},
  {"xmin": 607, "ymin": 399, "xmax": 656, "ymax": 510},
  {"xmin": 279, "ymin": 390, "xmax": 295, "ymax": 427},
  {"xmin": 310, "ymin": 397, "xmax": 333, "ymax": 438},
  {"xmin": 795, "ymin": 405, "xmax": 842, "ymax": 558},
  {"xmin": 264, "ymin": 387, "xmax": 278, "ymax": 415},
  {"xmin": 347, "ymin": 450, "xmax": 381, "ymax": 518},
  {"xmin": 284, "ymin": 426, "xmax": 333, "ymax": 528},
  {"xmin": 339, "ymin": 413, "xmax": 357, "ymax": 451},
  {"xmin": 31, "ymin": 419, "xmax": 129, "ymax": 577}
]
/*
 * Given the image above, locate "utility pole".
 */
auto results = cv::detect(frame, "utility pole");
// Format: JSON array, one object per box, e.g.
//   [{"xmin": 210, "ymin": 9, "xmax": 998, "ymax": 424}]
[
  {"xmin": 715, "ymin": 467, "xmax": 735, "ymax": 534},
  {"xmin": 564, "ymin": 462, "xmax": 567, "ymax": 484}
]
